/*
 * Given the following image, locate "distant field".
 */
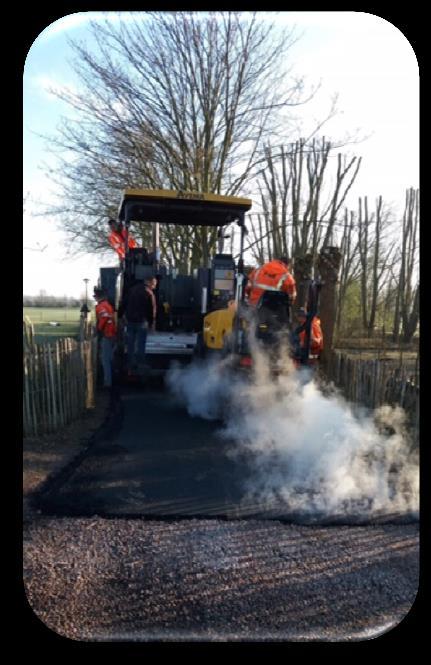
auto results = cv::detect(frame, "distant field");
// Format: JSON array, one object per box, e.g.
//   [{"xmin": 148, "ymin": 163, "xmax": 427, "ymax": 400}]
[
  {"xmin": 23, "ymin": 307, "xmax": 93, "ymax": 343},
  {"xmin": 24, "ymin": 307, "xmax": 84, "ymax": 322}
]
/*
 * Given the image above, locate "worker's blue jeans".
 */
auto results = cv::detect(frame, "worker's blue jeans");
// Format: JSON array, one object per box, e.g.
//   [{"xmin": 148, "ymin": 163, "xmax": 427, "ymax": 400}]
[
  {"xmin": 127, "ymin": 322, "xmax": 148, "ymax": 368},
  {"xmin": 100, "ymin": 336, "xmax": 115, "ymax": 387}
]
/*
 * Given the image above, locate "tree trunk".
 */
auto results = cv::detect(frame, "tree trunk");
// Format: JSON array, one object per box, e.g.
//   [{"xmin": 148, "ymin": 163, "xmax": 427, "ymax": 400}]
[
  {"xmin": 293, "ymin": 253, "xmax": 313, "ymax": 322},
  {"xmin": 317, "ymin": 246, "xmax": 342, "ymax": 370},
  {"xmin": 402, "ymin": 285, "xmax": 419, "ymax": 344}
]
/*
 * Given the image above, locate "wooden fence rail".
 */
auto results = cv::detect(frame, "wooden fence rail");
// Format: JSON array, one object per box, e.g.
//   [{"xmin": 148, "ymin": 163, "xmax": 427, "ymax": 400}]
[
  {"xmin": 23, "ymin": 319, "xmax": 98, "ymax": 438},
  {"xmin": 327, "ymin": 350, "xmax": 419, "ymax": 435}
]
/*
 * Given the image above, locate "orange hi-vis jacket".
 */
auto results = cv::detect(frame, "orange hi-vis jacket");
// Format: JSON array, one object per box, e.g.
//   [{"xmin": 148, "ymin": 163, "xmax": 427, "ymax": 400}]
[
  {"xmin": 95, "ymin": 299, "xmax": 117, "ymax": 338},
  {"xmin": 299, "ymin": 316, "xmax": 323, "ymax": 355},
  {"xmin": 245, "ymin": 260, "xmax": 297, "ymax": 307},
  {"xmin": 108, "ymin": 228, "xmax": 137, "ymax": 260}
]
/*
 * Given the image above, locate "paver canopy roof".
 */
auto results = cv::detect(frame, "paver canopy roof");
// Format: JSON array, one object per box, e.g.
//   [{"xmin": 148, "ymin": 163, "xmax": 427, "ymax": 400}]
[{"xmin": 118, "ymin": 189, "xmax": 252, "ymax": 227}]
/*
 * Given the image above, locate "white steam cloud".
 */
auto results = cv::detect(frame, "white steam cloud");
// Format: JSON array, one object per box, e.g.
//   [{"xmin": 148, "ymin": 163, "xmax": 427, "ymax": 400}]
[{"xmin": 166, "ymin": 346, "xmax": 418, "ymax": 522}]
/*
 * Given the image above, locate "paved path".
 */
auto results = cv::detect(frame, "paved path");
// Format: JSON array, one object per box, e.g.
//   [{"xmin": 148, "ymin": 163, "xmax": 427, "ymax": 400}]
[
  {"xmin": 38, "ymin": 388, "xmax": 251, "ymax": 517},
  {"xmin": 37, "ymin": 387, "xmax": 417, "ymax": 523}
]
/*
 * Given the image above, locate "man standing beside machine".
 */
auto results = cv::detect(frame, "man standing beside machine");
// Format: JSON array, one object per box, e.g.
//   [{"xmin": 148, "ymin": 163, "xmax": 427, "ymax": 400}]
[{"xmin": 125, "ymin": 276, "xmax": 157, "ymax": 372}]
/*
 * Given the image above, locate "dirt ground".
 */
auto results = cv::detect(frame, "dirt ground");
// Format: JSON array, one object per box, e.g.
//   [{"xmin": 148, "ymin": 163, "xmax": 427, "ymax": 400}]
[{"xmin": 23, "ymin": 391, "xmax": 111, "ymax": 522}]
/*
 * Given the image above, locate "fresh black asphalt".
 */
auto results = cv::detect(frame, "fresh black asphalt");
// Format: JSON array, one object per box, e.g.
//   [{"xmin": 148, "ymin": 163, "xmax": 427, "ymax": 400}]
[
  {"xmin": 36, "ymin": 383, "xmax": 417, "ymax": 524},
  {"xmin": 37, "ymin": 385, "xmax": 262, "ymax": 518}
]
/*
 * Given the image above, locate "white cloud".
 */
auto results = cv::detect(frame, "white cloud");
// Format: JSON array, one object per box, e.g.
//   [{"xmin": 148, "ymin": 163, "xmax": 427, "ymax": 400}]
[{"xmin": 30, "ymin": 73, "xmax": 78, "ymax": 101}]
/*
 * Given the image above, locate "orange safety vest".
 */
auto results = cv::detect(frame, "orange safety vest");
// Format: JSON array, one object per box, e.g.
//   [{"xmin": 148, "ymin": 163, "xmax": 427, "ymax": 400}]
[
  {"xmin": 96, "ymin": 300, "xmax": 117, "ymax": 338},
  {"xmin": 245, "ymin": 260, "xmax": 297, "ymax": 307},
  {"xmin": 122, "ymin": 228, "xmax": 137, "ymax": 249},
  {"xmin": 108, "ymin": 229, "xmax": 137, "ymax": 259},
  {"xmin": 299, "ymin": 317, "xmax": 323, "ymax": 355}
]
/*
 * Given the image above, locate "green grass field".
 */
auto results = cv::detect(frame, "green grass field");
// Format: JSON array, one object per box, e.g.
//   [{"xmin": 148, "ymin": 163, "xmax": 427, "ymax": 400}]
[
  {"xmin": 23, "ymin": 307, "xmax": 94, "ymax": 344},
  {"xmin": 24, "ymin": 307, "xmax": 83, "ymax": 322}
]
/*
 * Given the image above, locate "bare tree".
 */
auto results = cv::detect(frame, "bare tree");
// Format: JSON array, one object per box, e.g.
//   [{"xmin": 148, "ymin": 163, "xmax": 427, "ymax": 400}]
[
  {"xmin": 335, "ymin": 208, "xmax": 361, "ymax": 335},
  {"xmin": 318, "ymin": 246, "xmax": 342, "ymax": 367},
  {"xmin": 356, "ymin": 196, "xmax": 398, "ymax": 337},
  {"xmin": 393, "ymin": 188, "xmax": 419, "ymax": 343},
  {"xmin": 39, "ymin": 11, "xmax": 310, "ymax": 267},
  {"xmin": 249, "ymin": 137, "xmax": 361, "ymax": 267}
]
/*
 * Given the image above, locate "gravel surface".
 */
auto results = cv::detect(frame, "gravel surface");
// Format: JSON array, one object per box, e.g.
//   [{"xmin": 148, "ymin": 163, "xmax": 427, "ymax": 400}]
[{"xmin": 23, "ymin": 517, "xmax": 419, "ymax": 641}]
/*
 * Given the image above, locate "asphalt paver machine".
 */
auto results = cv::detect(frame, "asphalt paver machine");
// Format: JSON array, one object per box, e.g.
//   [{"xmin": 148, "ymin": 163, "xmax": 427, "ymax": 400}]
[{"xmin": 98, "ymin": 189, "xmax": 253, "ymax": 377}]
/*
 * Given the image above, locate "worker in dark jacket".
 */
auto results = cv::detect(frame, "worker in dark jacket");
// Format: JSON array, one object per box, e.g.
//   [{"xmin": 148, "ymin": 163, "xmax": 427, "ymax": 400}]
[
  {"xmin": 125, "ymin": 276, "xmax": 157, "ymax": 370},
  {"xmin": 108, "ymin": 219, "xmax": 137, "ymax": 260}
]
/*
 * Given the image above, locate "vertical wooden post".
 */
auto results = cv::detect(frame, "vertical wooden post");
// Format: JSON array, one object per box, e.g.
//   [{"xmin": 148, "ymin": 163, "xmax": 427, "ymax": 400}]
[
  {"xmin": 47, "ymin": 344, "xmax": 58, "ymax": 430},
  {"xmin": 39, "ymin": 344, "xmax": 45, "ymax": 432},
  {"xmin": 55, "ymin": 341, "xmax": 64, "ymax": 428},
  {"xmin": 292, "ymin": 252, "xmax": 314, "ymax": 322},
  {"xmin": 32, "ymin": 345, "xmax": 38, "ymax": 433},
  {"xmin": 84, "ymin": 340, "xmax": 95, "ymax": 409},
  {"xmin": 70, "ymin": 340, "xmax": 76, "ymax": 418},
  {"xmin": 23, "ymin": 354, "xmax": 33, "ymax": 437},
  {"xmin": 42, "ymin": 345, "xmax": 52, "ymax": 431},
  {"xmin": 63, "ymin": 339, "xmax": 70, "ymax": 424},
  {"xmin": 71, "ymin": 340, "xmax": 76, "ymax": 420}
]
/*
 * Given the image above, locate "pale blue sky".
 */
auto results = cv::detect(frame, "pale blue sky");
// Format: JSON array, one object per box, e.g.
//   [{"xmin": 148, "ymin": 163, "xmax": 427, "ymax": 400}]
[{"xmin": 23, "ymin": 11, "xmax": 419, "ymax": 297}]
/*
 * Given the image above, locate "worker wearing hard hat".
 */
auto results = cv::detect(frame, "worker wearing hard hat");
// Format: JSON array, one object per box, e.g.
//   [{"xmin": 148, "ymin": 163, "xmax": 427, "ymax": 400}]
[
  {"xmin": 245, "ymin": 256, "xmax": 297, "ymax": 307},
  {"xmin": 295, "ymin": 307, "xmax": 324, "ymax": 361},
  {"xmin": 108, "ymin": 219, "xmax": 138, "ymax": 260}
]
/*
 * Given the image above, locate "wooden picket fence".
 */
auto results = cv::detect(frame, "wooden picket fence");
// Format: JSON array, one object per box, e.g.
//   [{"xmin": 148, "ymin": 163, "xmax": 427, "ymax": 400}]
[
  {"xmin": 23, "ymin": 318, "xmax": 98, "ymax": 438},
  {"xmin": 327, "ymin": 350, "xmax": 419, "ymax": 434},
  {"xmin": 23, "ymin": 315, "xmax": 35, "ymax": 348}
]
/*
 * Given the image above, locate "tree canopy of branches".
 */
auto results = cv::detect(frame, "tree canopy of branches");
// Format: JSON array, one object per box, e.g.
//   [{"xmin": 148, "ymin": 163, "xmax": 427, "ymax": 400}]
[
  {"xmin": 245, "ymin": 137, "xmax": 361, "ymax": 266},
  {"xmin": 244, "ymin": 145, "xmax": 419, "ymax": 343},
  {"xmin": 356, "ymin": 195, "xmax": 398, "ymax": 336},
  {"xmin": 42, "ymin": 11, "xmax": 310, "ymax": 269}
]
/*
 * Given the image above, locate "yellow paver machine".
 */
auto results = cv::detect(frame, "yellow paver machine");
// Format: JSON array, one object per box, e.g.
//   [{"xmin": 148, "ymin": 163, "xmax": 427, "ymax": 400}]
[{"xmin": 98, "ymin": 189, "xmax": 258, "ymax": 376}]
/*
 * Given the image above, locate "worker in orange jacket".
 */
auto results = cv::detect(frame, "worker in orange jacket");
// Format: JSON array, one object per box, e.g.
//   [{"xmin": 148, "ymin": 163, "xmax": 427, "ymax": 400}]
[
  {"xmin": 245, "ymin": 256, "xmax": 297, "ymax": 307},
  {"xmin": 94, "ymin": 288, "xmax": 117, "ymax": 388},
  {"xmin": 108, "ymin": 219, "xmax": 137, "ymax": 260},
  {"xmin": 296, "ymin": 307, "xmax": 324, "ymax": 359}
]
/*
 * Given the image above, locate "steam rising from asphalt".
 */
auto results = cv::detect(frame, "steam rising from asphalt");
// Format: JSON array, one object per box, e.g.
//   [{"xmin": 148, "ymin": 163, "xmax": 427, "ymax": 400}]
[{"xmin": 166, "ymin": 347, "xmax": 418, "ymax": 521}]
